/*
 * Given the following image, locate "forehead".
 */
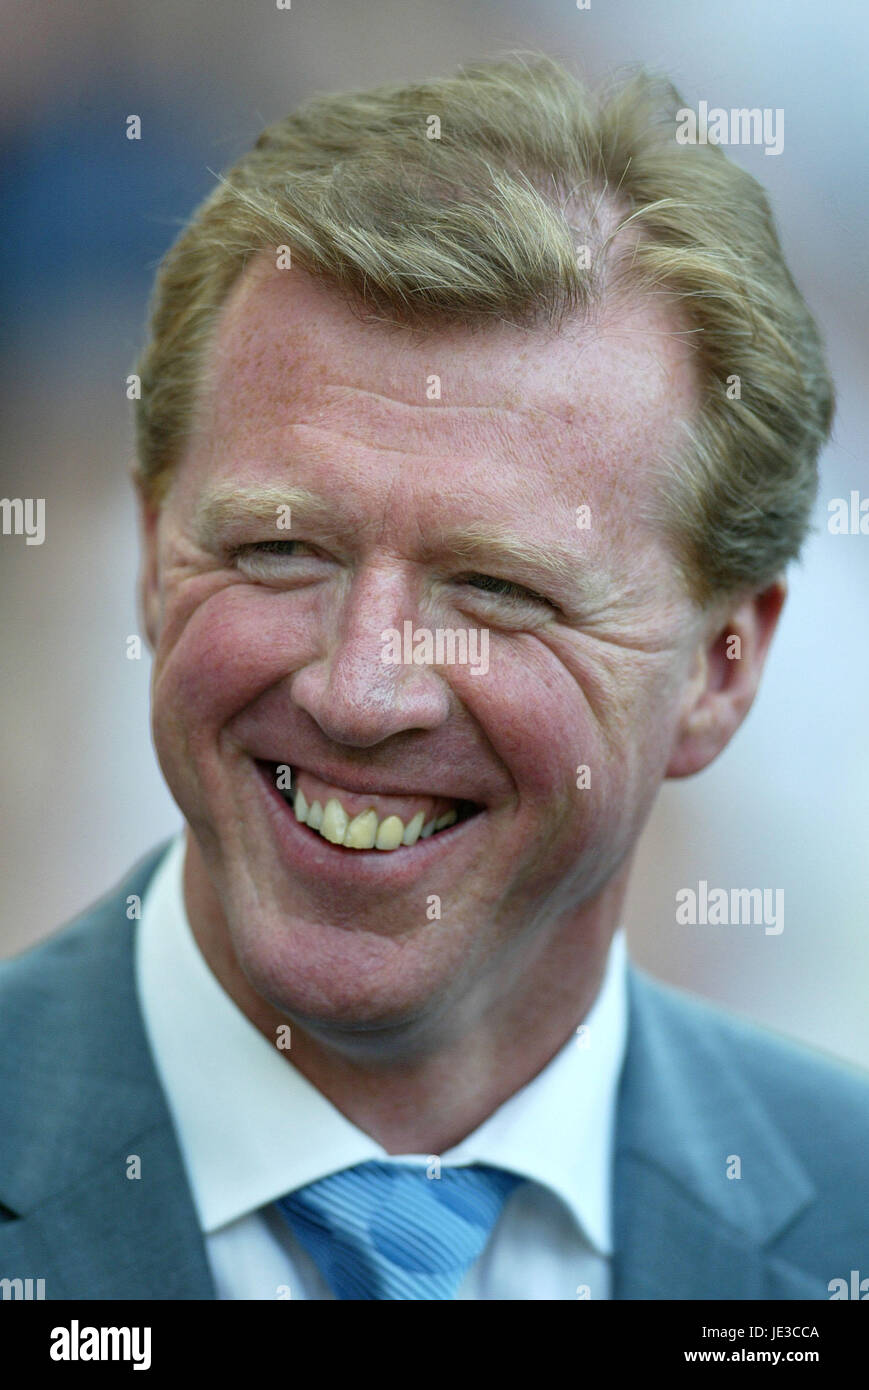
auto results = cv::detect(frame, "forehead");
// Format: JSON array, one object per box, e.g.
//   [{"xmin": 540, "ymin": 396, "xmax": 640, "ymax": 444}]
[{"xmin": 186, "ymin": 255, "xmax": 698, "ymax": 529}]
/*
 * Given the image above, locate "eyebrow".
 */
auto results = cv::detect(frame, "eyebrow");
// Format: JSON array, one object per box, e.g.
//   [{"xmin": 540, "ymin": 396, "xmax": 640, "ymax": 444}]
[{"xmin": 193, "ymin": 485, "xmax": 348, "ymax": 547}]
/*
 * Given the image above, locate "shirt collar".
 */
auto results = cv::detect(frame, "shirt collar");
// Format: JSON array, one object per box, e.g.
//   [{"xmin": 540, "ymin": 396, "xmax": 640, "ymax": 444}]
[{"xmin": 136, "ymin": 835, "xmax": 628, "ymax": 1254}]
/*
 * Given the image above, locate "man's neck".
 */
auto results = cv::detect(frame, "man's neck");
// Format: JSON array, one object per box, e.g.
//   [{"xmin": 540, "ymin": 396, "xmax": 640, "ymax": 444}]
[{"xmin": 184, "ymin": 842, "xmax": 628, "ymax": 1154}]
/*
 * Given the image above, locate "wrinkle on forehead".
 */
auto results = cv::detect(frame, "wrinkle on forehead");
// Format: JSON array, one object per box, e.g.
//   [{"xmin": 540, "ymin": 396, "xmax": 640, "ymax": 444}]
[{"xmin": 198, "ymin": 253, "xmax": 697, "ymax": 431}]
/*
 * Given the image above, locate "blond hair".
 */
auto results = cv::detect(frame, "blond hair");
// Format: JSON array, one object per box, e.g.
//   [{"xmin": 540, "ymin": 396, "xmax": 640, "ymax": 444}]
[{"xmin": 133, "ymin": 53, "xmax": 833, "ymax": 603}]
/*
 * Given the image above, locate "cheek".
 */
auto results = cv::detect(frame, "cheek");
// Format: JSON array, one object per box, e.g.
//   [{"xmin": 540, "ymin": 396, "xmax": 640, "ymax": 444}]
[
  {"xmin": 468, "ymin": 633, "xmax": 679, "ymax": 840},
  {"xmin": 445, "ymin": 638, "xmax": 611, "ymax": 846},
  {"xmin": 152, "ymin": 586, "xmax": 318, "ymax": 740}
]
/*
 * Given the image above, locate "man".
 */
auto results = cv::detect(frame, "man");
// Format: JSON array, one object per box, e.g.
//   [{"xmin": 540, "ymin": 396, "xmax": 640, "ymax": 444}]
[{"xmin": 2, "ymin": 54, "xmax": 866, "ymax": 1301}]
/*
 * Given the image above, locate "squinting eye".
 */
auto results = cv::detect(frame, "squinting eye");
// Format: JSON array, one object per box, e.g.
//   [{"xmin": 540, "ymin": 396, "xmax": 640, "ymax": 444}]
[
  {"xmin": 243, "ymin": 541, "xmax": 309, "ymax": 556},
  {"xmin": 233, "ymin": 540, "xmax": 317, "ymax": 562},
  {"xmin": 230, "ymin": 539, "xmax": 324, "ymax": 579},
  {"xmin": 464, "ymin": 573, "xmax": 550, "ymax": 605}
]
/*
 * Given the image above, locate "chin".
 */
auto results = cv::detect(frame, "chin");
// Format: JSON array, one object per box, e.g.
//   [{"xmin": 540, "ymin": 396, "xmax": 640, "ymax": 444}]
[{"xmin": 229, "ymin": 906, "xmax": 466, "ymax": 1044}]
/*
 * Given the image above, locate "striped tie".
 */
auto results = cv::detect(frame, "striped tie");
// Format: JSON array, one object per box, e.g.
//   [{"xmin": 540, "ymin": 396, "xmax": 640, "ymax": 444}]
[{"xmin": 276, "ymin": 1160, "xmax": 522, "ymax": 1300}]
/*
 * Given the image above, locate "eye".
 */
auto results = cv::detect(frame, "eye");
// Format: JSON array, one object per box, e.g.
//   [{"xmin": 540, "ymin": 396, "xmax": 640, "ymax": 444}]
[
  {"xmin": 463, "ymin": 573, "xmax": 551, "ymax": 606},
  {"xmin": 231, "ymin": 539, "xmax": 322, "ymax": 578},
  {"xmin": 239, "ymin": 540, "xmax": 313, "ymax": 557}
]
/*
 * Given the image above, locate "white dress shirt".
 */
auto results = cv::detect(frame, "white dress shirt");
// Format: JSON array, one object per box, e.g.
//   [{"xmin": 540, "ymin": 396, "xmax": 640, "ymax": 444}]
[{"xmin": 135, "ymin": 835, "xmax": 629, "ymax": 1300}]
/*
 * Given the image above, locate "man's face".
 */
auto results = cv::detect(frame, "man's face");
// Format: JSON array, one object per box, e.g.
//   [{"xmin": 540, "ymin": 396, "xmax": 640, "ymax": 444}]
[{"xmin": 142, "ymin": 259, "xmax": 705, "ymax": 1042}]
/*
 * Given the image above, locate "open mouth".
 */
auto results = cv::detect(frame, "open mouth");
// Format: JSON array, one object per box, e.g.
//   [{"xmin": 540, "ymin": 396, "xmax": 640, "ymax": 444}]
[{"xmin": 258, "ymin": 761, "xmax": 481, "ymax": 852}]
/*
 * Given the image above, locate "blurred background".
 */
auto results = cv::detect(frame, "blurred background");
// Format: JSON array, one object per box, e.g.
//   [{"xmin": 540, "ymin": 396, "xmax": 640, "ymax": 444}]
[{"xmin": 1, "ymin": 0, "xmax": 867, "ymax": 1067}]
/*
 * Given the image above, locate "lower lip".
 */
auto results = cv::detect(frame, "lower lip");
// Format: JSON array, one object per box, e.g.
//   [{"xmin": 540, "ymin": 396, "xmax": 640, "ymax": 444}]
[{"xmin": 254, "ymin": 763, "xmax": 484, "ymax": 890}]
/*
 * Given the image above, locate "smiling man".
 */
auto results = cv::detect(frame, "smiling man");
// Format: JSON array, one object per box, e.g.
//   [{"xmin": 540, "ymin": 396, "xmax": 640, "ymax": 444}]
[
  {"xmin": 150, "ymin": 264, "xmax": 709, "ymax": 1139},
  {"xmin": 2, "ymin": 55, "xmax": 867, "ymax": 1302}
]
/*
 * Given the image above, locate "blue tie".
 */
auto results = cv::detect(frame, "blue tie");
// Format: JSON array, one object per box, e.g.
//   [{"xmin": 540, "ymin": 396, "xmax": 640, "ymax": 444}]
[{"xmin": 276, "ymin": 1161, "xmax": 522, "ymax": 1300}]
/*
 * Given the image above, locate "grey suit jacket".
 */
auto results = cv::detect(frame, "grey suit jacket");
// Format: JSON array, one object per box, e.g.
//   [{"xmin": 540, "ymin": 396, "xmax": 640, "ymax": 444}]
[{"xmin": 2, "ymin": 845, "xmax": 867, "ymax": 1300}]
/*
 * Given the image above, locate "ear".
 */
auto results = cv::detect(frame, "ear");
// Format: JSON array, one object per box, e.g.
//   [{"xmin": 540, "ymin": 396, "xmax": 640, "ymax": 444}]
[
  {"xmin": 666, "ymin": 578, "xmax": 787, "ymax": 779},
  {"xmin": 134, "ymin": 477, "xmax": 162, "ymax": 653}
]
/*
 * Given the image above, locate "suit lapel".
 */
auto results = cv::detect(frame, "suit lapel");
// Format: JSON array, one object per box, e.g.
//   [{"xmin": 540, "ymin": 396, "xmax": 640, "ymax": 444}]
[
  {"xmin": 0, "ymin": 1124, "xmax": 214, "ymax": 1299},
  {"xmin": 0, "ymin": 846, "xmax": 215, "ymax": 1299},
  {"xmin": 612, "ymin": 968, "xmax": 827, "ymax": 1300}
]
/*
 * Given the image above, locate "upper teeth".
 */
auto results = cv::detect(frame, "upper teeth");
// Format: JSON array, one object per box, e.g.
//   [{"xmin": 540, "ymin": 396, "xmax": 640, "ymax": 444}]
[{"xmin": 291, "ymin": 786, "xmax": 457, "ymax": 851}]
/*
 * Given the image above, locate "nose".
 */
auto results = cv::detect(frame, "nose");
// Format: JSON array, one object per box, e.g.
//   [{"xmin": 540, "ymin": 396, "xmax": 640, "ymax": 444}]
[{"xmin": 289, "ymin": 567, "xmax": 452, "ymax": 748}]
